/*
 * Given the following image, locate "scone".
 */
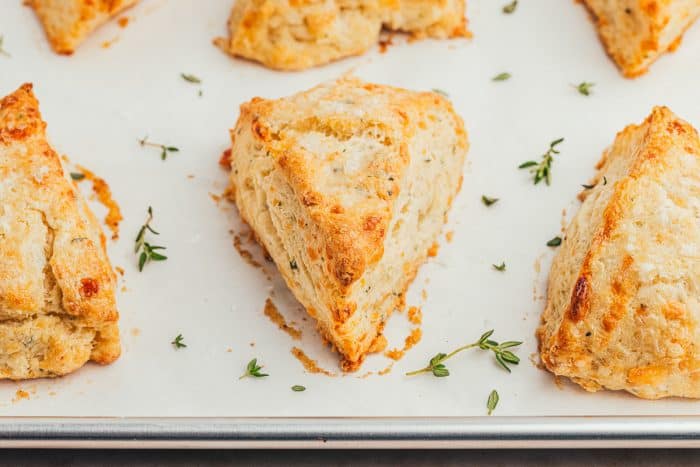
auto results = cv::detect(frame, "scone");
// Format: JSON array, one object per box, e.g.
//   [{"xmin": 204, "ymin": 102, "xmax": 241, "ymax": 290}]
[
  {"xmin": 0, "ymin": 84, "xmax": 121, "ymax": 380},
  {"xmin": 227, "ymin": 77, "xmax": 467, "ymax": 370},
  {"xmin": 582, "ymin": 0, "xmax": 700, "ymax": 77},
  {"xmin": 26, "ymin": 0, "xmax": 139, "ymax": 54},
  {"xmin": 538, "ymin": 106, "xmax": 700, "ymax": 399},
  {"xmin": 215, "ymin": 0, "xmax": 468, "ymax": 70}
]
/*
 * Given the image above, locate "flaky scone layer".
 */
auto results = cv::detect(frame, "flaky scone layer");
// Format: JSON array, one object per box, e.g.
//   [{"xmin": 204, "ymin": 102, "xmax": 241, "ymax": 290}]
[
  {"xmin": 0, "ymin": 84, "xmax": 120, "ymax": 380},
  {"xmin": 228, "ymin": 77, "xmax": 467, "ymax": 369},
  {"xmin": 26, "ymin": 0, "xmax": 139, "ymax": 54},
  {"xmin": 582, "ymin": 0, "xmax": 700, "ymax": 78},
  {"xmin": 538, "ymin": 107, "xmax": 700, "ymax": 399}
]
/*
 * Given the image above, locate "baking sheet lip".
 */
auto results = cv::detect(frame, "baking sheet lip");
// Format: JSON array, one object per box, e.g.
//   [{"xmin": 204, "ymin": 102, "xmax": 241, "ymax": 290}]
[{"xmin": 0, "ymin": 416, "xmax": 699, "ymax": 448}]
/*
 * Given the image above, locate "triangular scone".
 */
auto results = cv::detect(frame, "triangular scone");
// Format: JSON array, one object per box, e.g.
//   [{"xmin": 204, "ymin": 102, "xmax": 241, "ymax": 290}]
[
  {"xmin": 228, "ymin": 77, "xmax": 467, "ymax": 370},
  {"xmin": 215, "ymin": 0, "xmax": 468, "ymax": 70},
  {"xmin": 26, "ymin": 0, "xmax": 139, "ymax": 54},
  {"xmin": 538, "ymin": 107, "xmax": 700, "ymax": 399},
  {"xmin": 583, "ymin": 0, "xmax": 700, "ymax": 77},
  {"xmin": 0, "ymin": 84, "xmax": 120, "ymax": 380}
]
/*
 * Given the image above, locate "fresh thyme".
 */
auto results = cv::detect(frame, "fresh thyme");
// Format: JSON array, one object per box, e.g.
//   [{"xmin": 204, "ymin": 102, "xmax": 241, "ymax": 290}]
[
  {"xmin": 547, "ymin": 236, "xmax": 562, "ymax": 247},
  {"xmin": 240, "ymin": 358, "xmax": 268, "ymax": 379},
  {"xmin": 492, "ymin": 72, "xmax": 511, "ymax": 81},
  {"xmin": 502, "ymin": 0, "xmax": 517, "ymax": 13},
  {"xmin": 406, "ymin": 330, "xmax": 523, "ymax": 377},
  {"xmin": 573, "ymin": 82, "xmax": 595, "ymax": 96},
  {"xmin": 487, "ymin": 390, "xmax": 499, "ymax": 415},
  {"xmin": 135, "ymin": 206, "xmax": 168, "ymax": 271},
  {"xmin": 432, "ymin": 88, "xmax": 449, "ymax": 97},
  {"xmin": 492, "ymin": 262, "xmax": 506, "ymax": 271},
  {"xmin": 171, "ymin": 334, "xmax": 186, "ymax": 349},
  {"xmin": 518, "ymin": 138, "xmax": 564, "ymax": 185},
  {"xmin": 290, "ymin": 259, "xmax": 298, "ymax": 270},
  {"xmin": 291, "ymin": 385, "xmax": 306, "ymax": 392},
  {"xmin": 70, "ymin": 172, "xmax": 85, "ymax": 181},
  {"xmin": 581, "ymin": 183, "xmax": 595, "ymax": 189},
  {"xmin": 139, "ymin": 136, "xmax": 179, "ymax": 161},
  {"xmin": 180, "ymin": 73, "xmax": 201, "ymax": 84},
  {"xmin": 482, "ymin": 195, "xmax": 499, "ymax": 206},
  {"xmin": 0, "ymin": 36, "xmax": 9, "ymax": 57}
]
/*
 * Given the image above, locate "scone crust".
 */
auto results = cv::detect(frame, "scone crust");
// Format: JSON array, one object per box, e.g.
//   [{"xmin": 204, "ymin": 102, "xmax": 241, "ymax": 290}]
[
  {"xmin": 538, "ymin": 107, "xmax": 700, "ymax": 399},
  {"xmin": 582, "ymin": 0, "xmax": 700, "ymax": 77},
  {"xmin": 26, "ymin": 0, "xmax": 139, "ymax": 54},
  {"xmin": 0, "ymin": 84, "xmax": 120, "ymax": 380},
  {"xmin": 228, "ymin": 77, "xmax": 467, "ymax": 368}
]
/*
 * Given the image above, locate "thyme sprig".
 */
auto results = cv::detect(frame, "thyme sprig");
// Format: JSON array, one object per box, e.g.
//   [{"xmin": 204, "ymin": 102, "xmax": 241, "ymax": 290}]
[
  {"xmin": 406, "ymin": 330, "xmax": 523, "ymax": 377},
  {"xmin": 135, "ymin": 206, "xmax": 168, "ymax": 271},
  {"xmin": 171, "ymin": 334, "xmax": 186, "ymax": 349},
  {"xmin": 139, "ymin": 136, "xmax": 179, "ymax": 160},
  {"xmin": 518, "ymin": 138, "xmax": 564, "ymax": 185},
  {"xmin": 573, "ymin": 82, "xmax": 595, "ymax": 96},
  {"xmin": 240, "ymin": 358, "xmax": 268, "ymax": 379}
]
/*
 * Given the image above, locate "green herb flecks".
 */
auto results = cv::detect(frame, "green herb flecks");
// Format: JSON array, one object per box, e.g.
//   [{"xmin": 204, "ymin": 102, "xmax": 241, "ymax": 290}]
[
  {"xmin": 518, "ymin": 138, "xmax": 564, "ymax": 185},
  {"xmin": 492, "ymin": 262, "xmax": 506, "ymax": 272},
  {"xmin": 482, "ymin": 195, "xmax": 500, "ymax": 206},
  {"xmin": 492, "ymin": 72, "xmax": 511, "ymax": 82},
  {"xmin": 139, "ymin": 136, "xmax": 179, "ymax": 161},
  {"xmin": 573, "ymin": 82, "xmax": 595, "ymax": 96},
  {"xmin": 240, "ymin": 358, "xmax": 268, "ymax": 379},
  {"xmin": 432, "ymin": 88, "xmax": 449, "ymax": 97},
  {"xmin": 70, "ymin": 172, "xmax": 85, "ymax": 181},
  {"xmin": 547, "ymin": 236, "xmax": 562, "ymax": 247},
  {"xmin": 181, "ymin": 73, "xmax": 201, "ymax": 84},
  {"xmin": 502, "ymin": 0, "xmax": 517, "ymax": 13},
  {"xmin": 291, "ymin": 385, "xmax": 306, "ymax": 392},
  {"xmin": 135, "ymin": 206, "xmax": 168, "ymax": 271},
  {"xmin": 171, "ymin": 334, "xmax": 186, "ymax": 349},
  {"xmin": 487, "ymin": 389, "xmax": 499, "ymax": 415},
  {"xmin": 406, "ymin": 330, "xmax": 523, "ymax": 377}
]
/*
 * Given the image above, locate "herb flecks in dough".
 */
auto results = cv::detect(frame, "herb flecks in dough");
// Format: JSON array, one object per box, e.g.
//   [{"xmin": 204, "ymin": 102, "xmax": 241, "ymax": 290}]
[
  {"xmin": 406, "ymin": 330, "xmax": 523, "ymax": 377},
  {"xmin": 134, "ymin": 206, "xmax": 168, "ymax": 271},
  {"xmin": 519, "ymin": 138, "xmax": 564, "ymax": 185},
  {"xmin": 139, "ymin": 136, "xmax": 180, "ymax": 161}
]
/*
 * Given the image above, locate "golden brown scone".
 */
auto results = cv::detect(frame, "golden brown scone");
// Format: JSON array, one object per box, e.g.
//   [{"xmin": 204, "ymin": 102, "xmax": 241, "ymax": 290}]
[
  {"xmin": 582, "ymin": 0, "xmax": 700, "ymax": 78},
  {"xmin": 0, "ymin": 84, "xmax": 121, "ymax": 380},
  {"xmin": 25, "ymin": 0, "xmax": 139, "ymax": 54},
  {"xmin": 215, "ymin": 0, "xmax": 468, "ymax": 70},
  {"xmin": 227, "ymin": 77, "xmax": 467, "ymax": 370},
  {"xmin": 538, "ymin": 106, "xmax": 700, "ymax": 399}
]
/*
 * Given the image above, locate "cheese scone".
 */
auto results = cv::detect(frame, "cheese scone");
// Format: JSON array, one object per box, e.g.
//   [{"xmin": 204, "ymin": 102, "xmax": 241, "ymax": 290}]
[
  {"xmin": 26, "ymin": 0, "xmax": 139, "ymax": 54},
  {"xmin": 227, "ymin": 77, "xmax": 467, "ymax": 370},
  {"xmin": 0, "ymin": 84, "xmax": 121, "ymax": 380},
  {"xmin": 582, "ymin": 0, "xmax": 700, "ymax": 78},
  {"xmin": 538, "ymin": 107, "xmax": 700, "ymax": 399},
  {"xmin": 216, "ymin": 0, "xmax": 468, "ymax": 70}
]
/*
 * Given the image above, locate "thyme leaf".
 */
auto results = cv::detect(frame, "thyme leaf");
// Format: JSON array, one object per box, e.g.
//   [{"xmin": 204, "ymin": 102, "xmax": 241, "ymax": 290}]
[{"xmin": 487, "ymin": 390, "xmax": 499, "ymax": 415}]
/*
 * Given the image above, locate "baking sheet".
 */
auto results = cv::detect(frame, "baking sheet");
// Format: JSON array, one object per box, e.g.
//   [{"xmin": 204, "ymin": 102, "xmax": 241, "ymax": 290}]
[{"xmin": 1, "ymin": 0, "xmax": 700, "ymax": 444}]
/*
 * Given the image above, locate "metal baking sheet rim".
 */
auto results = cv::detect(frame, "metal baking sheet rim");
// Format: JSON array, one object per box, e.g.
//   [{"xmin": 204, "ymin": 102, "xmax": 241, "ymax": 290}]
[{"xmin": 0, "ymin": 416, "xmax": 699, "ymax": 448}]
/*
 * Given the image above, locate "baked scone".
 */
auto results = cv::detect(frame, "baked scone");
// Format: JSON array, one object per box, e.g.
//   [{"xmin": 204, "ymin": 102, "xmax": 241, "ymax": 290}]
[
  {"xmin": 227, "ymin": 77, "xmax": 467, "ymax": 370},
  {"xmin": 215, "ymin": 0, "xmax": 468, "ymax": 70},
  {"xmin": 0, "ymin": 84, "xmax": 121, "ymax": 380},
  {"xmin": 538, "ymin": 106, "xmax": 700, "ymax": 399},
  {"xmin": 26, "ymin": 0, "xmax": 139, "ymax": 54},
  {"xmin": 582, "ymin": 0, "xmax": 700, "ymax": 78}
]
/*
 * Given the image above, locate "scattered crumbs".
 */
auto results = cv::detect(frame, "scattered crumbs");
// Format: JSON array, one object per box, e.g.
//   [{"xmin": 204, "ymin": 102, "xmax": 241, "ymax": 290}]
[
  {"xmin": 115, "ymin": 266, "xmax": 125, "ymax": 276},
  {"xmin": 117, "ymin": 16, "xmax": 129, "ymax": 28},
  {"xmin": 421, "ymin": 289, "xmax": 428, "ymax": 301},
  {"xmin": 378, "ymin": 33, "xmax": 394, "ymax": 53},
  {"xmin": 408, "ymin": 306, "xmax": 422, "ymax": 325},
  {"xmin": 187, "ymin": 174, "xmax": 195, "ymax": 179},
  {"xmin": 445, "ymin": 231, "xmax": 454, "ymax": 243},
  {"xmin": 48, "ymin": 391, "xmax": 57, "ymax": 397},
  {"xmin": 61, "ymin": 155, "xmax": 70, "ymax": 163},
  {"xmin": 209, "ymin": 192, "xmax": 223, "ymax": 204},
  {"xmin": 75, "ymin": 165, "xmax": 123, "ymax": 240},
  {"xmin": 529, "ymin": 351, "xmax": 544, "ymax": 369},
  {"xmin": 561, "ymin": 208, "xmax": 568, "ymax": 231},
  {"xmin": 130, "ymin": 328, "xmax": 140, "ymax": 337},
  {"xmin": 226, "ymin": 347, "xmax": 233, "ymax": 353},
  {"xmin": 101, "ymin": 37, "xmax": 119, "ymax": 49},
  {"xmin": 554, "ymin": 375, "xmax": 566, "ymax": 390},
  {"xmin": 291, "ymin": 347, "xmax": 335, "ymax": 376},
  {"xmin": 121, "ymin": 285, "xmax": 128, "ymax": 293},
  {"xmin": 13, "ymin": 389, "xmax": 29, "ymax": 403},
  {"xmin": 249, "ymin": 342, "xmax": 255, "ymax": 347},
  {"xmin": 427, "ymin": 242, "xmax": 440, "ymax": 257},
  {"xmin": 219, "ymin": 148, "xmax": 232, "ymax": 170},
  {"xmin": 263, "ymin": 297, "xmax": 302, "ymax": 340},
  {"xmin": 385, "ymin": 328, "xmax": 423, "ymax": 361},
  {"xmin": 378, "ymin": 363, "xmax": 394, "ymax": 376},
  {"xmin": 233, "ymin": 232, "xmax": 263, "ymax": 269}
]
